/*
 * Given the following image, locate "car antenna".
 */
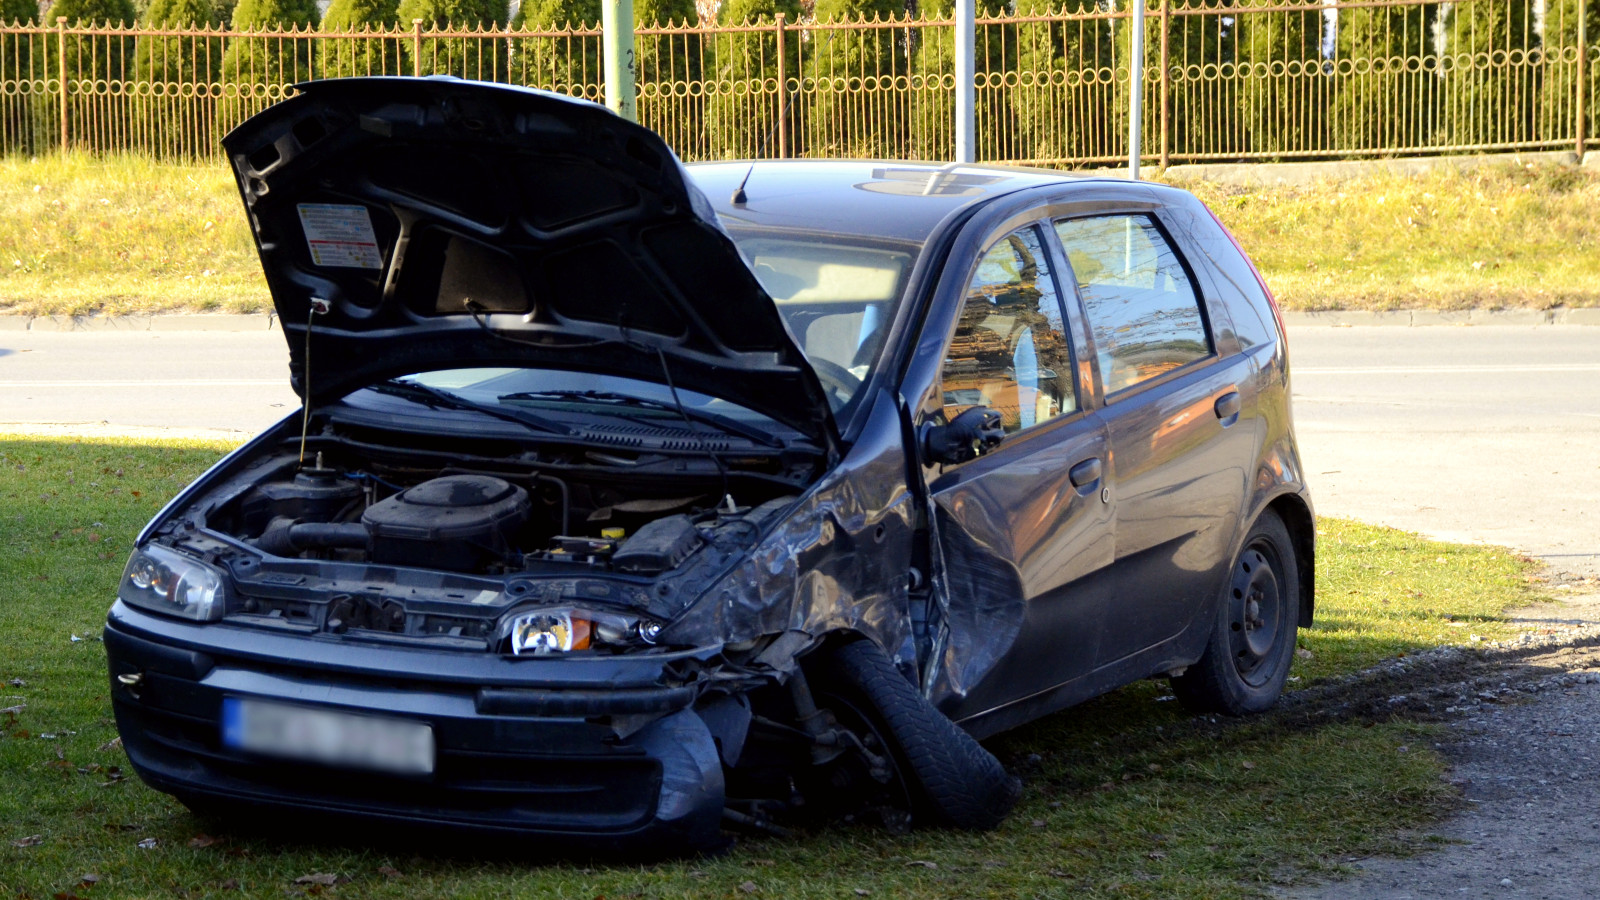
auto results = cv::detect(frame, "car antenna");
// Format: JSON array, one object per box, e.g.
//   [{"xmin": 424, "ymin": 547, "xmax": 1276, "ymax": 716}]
[
  {"xmin": 730, "ymin": 164, "xmax": 755, "ymax": 206},
  {"xmin": 297, "ymin": 297, "xmax": 330, "ymax": 469}
]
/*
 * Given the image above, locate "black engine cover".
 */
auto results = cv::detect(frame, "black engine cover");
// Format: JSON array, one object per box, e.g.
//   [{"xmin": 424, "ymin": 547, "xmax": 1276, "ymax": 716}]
[{"xmin": 361, "ymin": 475, "xmax": 530, "ymax": 572}]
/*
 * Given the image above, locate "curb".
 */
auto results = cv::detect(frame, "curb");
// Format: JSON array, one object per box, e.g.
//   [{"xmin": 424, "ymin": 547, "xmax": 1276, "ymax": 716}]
[
  {"xmin": 0, "ymin": 313, "xmax": 277, "ymax": 332},
  {"xmin": 1160, "ymin": 150, "xmax": 1589, "ymax": 188},
  {"xmin": 2, "ymin": 309, "xmax": 1596, "ymax": 332},
  {"xmin": 1283, "ymin": 308, "xmax": 1600, "ymax": 328}
]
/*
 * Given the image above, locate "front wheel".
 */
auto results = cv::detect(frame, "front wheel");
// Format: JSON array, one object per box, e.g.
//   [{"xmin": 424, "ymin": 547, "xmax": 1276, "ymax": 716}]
[
  {"xmin": 1172, "ymin": 509, "xmax": 1300, "ymax": 715},
  {"xmin": 808, "ymin": 640, "xmax": 1020, "ymax": 830}
]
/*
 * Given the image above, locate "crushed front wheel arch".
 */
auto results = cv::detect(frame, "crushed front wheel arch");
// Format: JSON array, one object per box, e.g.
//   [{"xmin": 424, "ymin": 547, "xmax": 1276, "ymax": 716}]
[{"xmin": 808, "ymin": 640, "xmax": 1020, "ymax": 831}]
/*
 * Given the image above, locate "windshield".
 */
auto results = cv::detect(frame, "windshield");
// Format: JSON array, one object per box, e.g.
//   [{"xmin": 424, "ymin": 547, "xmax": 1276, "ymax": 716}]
[
  {"xmin": 726, "ymin": 228, "xmax": 919, "ymax": 415},
  {"xmin": 358, "ymin": 230, "xmax": 919, "ymax": 441}
]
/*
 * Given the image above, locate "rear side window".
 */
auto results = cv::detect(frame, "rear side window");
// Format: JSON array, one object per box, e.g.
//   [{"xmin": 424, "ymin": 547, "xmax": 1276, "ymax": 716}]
[
  {"xmin": 1184, "ymin": 210, "xmax": 1277, "ymax": 351},
  {"xmin": 941, "ymin": 225, "xmax": 1076, "ymax": 434},
  {"xmin": 1053, "ymin": 215, "xmax": 1211, "ymax": 396}
]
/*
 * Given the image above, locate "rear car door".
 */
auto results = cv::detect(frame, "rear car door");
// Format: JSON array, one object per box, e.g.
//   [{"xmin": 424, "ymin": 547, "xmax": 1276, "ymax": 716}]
[
  {"xmin": 923, "ymin": 223, "xmax": 1117, "ymax": 723},
  {"xmin": 1051, "ymin": 213, "xmax": 1254, "ymax": 666}
]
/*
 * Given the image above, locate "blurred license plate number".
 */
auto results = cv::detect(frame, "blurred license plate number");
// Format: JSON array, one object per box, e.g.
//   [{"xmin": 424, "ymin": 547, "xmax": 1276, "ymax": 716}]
[{"xmin": 221, "ymin": 698, "xmax": 434, "ymax": 775}]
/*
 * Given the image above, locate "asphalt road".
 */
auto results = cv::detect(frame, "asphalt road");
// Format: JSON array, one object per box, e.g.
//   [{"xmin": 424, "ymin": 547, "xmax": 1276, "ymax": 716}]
[
  {"xmin": 1, "ymin": 323, "xmax": 1595, "ymax": 574},
  {"xmin": 1289, "ymin": 326, "xmax": 1600, "ymax": 577}
]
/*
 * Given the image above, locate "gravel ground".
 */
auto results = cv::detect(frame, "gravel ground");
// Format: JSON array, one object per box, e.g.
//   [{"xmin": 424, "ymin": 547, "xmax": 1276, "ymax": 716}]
[{"xmin": 1282, "ymin": 582, "xmax": 1600, "ymax": 900}]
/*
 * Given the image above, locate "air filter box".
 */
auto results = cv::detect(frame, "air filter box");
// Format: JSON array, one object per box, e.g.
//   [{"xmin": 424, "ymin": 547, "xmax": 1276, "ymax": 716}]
[{"xmin": 361, "ymin": 474, "xmax": 530, "ymax": 572}]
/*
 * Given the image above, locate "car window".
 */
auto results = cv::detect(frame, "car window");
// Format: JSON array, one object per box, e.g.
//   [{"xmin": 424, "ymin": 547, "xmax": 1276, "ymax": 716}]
[
  {"xmin": 1053, "ymin": 215, "xmax": 1211, "ymax": 396},
  {"xmin": 940, "ymin": 225, "xmax": 1076, "ymax": 435}
]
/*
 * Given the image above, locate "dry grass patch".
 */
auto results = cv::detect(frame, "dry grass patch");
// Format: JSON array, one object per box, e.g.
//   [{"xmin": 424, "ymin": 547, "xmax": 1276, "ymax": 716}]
[{"xmin": 3, "ymin": 156, "xmax": 1600, "ymax": 317}]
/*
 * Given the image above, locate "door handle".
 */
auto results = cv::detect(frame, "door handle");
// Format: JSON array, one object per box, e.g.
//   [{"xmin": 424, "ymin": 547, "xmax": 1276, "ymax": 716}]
[
  {"xmin": 1068, "ymin": 457, "xmax": 1102, "ymax": 488},
  {"xmin": 1214, "ymin": 391, "xmax": 1242, "ymax": 422}
]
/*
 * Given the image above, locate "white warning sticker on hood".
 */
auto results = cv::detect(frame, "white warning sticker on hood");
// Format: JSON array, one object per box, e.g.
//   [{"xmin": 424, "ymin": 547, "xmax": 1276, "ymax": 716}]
[{"xmin": 297, "ymin": 203, "xmax": 383, "ymax": 269}]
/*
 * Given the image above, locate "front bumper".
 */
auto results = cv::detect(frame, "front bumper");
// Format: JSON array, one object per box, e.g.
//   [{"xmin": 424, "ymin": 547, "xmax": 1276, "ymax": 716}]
[{"xmin": 104, "ymin": 602, "xmax": 726, "ymax": 853}]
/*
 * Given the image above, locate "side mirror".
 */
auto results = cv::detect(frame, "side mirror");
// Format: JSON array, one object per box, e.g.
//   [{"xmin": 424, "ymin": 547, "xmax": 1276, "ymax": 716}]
[{"xmin": 921, "ymin": 406, "xmax": 1004, "ymax": 465}]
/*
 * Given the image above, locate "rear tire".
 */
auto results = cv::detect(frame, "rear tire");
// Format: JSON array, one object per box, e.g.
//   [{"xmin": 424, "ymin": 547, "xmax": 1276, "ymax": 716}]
[
  {"xmin": 1172, "ymin": 509, "xmax": 1300, "ymax": 716},
  {"xmin": 809, "ymin": 640, "xmax": 1020, "ymax": 831}
]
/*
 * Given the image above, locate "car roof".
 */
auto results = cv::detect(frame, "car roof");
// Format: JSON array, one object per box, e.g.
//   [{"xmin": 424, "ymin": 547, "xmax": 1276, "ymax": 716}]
[{"xmin": 690, "ymin": 160, "xmax": 1139, "ymax": 245}]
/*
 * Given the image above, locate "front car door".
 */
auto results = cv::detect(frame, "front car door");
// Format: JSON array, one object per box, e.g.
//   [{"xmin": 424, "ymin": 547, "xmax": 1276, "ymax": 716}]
[{"xmin": 918, "ymin": 222, "xmax": 1117, "ymax": 731}]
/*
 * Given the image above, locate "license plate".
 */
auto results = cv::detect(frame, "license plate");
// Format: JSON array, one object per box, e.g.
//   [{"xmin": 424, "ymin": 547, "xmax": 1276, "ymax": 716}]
[{"xmin": 221, "ymin": 697, "xmax": 434, "ymax": 776}]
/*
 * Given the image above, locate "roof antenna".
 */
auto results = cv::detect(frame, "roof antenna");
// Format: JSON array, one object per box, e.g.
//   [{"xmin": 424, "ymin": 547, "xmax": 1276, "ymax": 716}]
[
  {"xmin": 730, "ymin": 164, "xmax": 755, "ymax": 206},
  {"xmin": 297, "ymin": 297, "xmax": 330, "ymax": 469}
]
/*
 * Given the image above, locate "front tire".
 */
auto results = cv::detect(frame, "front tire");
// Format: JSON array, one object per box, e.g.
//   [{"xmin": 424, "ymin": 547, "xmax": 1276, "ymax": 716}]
[
  {"xmin": 1172, "ymin": 509, "xmax": 1300, "ymax": 715},
  {"xmin": 809, "ymin": 640, "xmax": 1020, "ymax": 830}
]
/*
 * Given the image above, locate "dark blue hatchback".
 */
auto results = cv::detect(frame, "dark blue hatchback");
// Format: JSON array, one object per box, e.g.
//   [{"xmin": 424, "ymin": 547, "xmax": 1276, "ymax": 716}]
[{"xmin": 107, "ymin": 77, "xmax": 1312, "ymax": 853}]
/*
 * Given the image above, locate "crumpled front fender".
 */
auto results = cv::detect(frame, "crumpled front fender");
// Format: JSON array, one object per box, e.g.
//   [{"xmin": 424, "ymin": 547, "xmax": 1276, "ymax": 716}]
[{"xmin": 657, "ymin": 390, "xmax": 918, "ymax": 672}]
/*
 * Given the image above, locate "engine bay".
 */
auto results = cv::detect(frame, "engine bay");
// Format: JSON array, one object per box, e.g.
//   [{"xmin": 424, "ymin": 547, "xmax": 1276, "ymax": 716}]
[
  {"xmin": 138, "ymin": 424, "xmax": 819, "ymax": 651},
  {"xmin": 203, "ymin": 434, "xmax": 809, "ymax": 579}
]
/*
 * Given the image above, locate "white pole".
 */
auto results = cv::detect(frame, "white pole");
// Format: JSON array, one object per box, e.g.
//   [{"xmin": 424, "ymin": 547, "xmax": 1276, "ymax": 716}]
[
  {"xmin": 954, "ymin": 0, "xmax": 975, "ymax": 163},
  {"xmin": 602, "ymin": 0, "xmax": 637, "ymax": 122},
  {"xmin": 1128, "ymin": 0, "xmax": 1143, "ymax": 180}
]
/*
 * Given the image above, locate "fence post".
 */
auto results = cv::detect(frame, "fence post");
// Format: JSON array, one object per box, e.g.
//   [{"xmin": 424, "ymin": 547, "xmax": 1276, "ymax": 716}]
[
  {"xmin": 1128, "ymin": 0, "xmax": 1143, "ymax": 179},
  {"xmin": 55, "ymin": 17, "xmax": 67, "ymax": 153},
  {"xmin": 1159, "ymin": 0, "xmax": 1170, "ymax": 168},
  {"xmin": 775, "ymin": 13, "xmax": 788, "ymax": 159},
  {"xmin": 1580, "ymin": 0, "xmax": 1589, "ymax": 154},
  {"xmin": 412, "ymin": 19, "xmax": 422, "ymax": 77}
]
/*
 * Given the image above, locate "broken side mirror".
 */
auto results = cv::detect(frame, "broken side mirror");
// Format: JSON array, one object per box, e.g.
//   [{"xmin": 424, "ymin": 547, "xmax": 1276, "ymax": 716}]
[{"xmin": 921, "ymin": 406, "xmax": 1004, "ymax": 465}]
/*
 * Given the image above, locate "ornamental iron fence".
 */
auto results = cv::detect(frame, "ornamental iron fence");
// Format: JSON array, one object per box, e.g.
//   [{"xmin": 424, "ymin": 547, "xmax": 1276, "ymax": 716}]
[{"xmin": 0, "ymin": 0, "xmax": 1594, "ymax": 165}]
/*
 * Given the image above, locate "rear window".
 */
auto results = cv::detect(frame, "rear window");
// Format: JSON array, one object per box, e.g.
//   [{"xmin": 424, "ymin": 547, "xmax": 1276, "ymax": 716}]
[{"xmin": 1053, "ymin": 215, "xmax": 1211, "ymax": 396}]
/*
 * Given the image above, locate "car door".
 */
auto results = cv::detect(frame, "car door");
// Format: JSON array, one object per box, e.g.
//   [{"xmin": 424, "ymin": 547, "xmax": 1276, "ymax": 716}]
[
  {"xmin": 1052, "ymin": 213, "xmax": 1255, "ymax": 665},
  {"xmin": 922, "ymin": 223, "xmax": 1117, "ymax": 723}
]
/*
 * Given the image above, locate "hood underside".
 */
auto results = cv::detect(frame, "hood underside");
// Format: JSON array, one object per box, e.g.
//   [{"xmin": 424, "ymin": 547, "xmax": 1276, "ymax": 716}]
[{"xmin": 222, "ymin": 77, "xmax": 836, "ymax": 445}]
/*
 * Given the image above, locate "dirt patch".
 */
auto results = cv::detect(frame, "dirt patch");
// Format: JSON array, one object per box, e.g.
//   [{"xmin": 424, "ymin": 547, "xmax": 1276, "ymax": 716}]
[{"xmin": 1277, "ymin": 587, "xmax": 1600, "ymax": 899}]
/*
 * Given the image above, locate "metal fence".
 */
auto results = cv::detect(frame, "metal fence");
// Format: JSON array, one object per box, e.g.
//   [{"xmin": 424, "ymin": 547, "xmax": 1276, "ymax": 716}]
[{"xmin": 0, "ymin": 0, "xmax": 1594, "ymax": 165}]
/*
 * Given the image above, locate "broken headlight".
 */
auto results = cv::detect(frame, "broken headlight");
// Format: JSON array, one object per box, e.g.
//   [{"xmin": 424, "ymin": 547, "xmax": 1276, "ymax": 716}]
[
  {"xmin": 118, "ymin": 544, "xmax": 228, "ymax": 622},
  {"xmin": 496, "ymin": 606, "xmax": 662, "ymax": 655}
]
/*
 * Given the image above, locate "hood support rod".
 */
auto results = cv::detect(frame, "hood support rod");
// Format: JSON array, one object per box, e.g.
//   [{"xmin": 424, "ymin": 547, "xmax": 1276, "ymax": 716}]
[{"xmin": 298, "ymin": 298, "xmax": 330, "ymax": 468}]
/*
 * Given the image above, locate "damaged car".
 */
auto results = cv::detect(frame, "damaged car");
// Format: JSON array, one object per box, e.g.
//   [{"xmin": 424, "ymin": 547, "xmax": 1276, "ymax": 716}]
[{"xmin": 105, "ymin": 77, "xmax": 1314, "ymax": 853}]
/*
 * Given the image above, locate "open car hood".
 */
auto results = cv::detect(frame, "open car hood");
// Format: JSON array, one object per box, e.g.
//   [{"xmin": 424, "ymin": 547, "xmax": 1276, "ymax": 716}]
[{"xmin": 222, "ymin": 77, "xmax": 837, "ymax": 447}]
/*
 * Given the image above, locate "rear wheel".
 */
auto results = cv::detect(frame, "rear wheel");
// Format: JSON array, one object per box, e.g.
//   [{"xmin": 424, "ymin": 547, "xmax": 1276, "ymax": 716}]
[
  {"xmin": 1172, "ymin": 509, "xmax": 1300, "ymax": 715},
  {"xmin": 808, "ymin": 640, "xmax": 1019, "ymax": 831}
]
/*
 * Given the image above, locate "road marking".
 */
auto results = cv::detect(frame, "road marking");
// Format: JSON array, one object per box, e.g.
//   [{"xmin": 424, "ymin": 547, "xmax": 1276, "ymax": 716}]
[
  {"xmin": 1296, "ymin": 364, "xmax": 1600, "ymax": 375},
  {"xmin": 0, "ymin": 380, "xmax": 284, "ymax": 388}
]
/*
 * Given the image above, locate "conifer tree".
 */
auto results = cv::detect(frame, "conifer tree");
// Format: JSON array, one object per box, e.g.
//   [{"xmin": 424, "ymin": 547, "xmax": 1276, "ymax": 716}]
[
  {"xmin": 1541, "ymin": 0, "xmax": 1600, "ymax": 146},
  {"xmin": 1328, "ymin": 3, "xmax": 1435, "ymax": 151},
  {"xmin": 395, "ymin": 0, "xmax": 508, "ymax": 78},
  {"xmin": 1440, "ymin": 0, "xmax": 1538, "ymax": 146},
  {"xmin": 703, "ymin": 0, "xmax": 797, "ymax": 157},
  {"xmin": 1003, "ymin": 0, "xmax": 1114, "ymax": 164},
  {"xmin": 630, "ymin": 0, "xmax": 700, "ymax": 154},
  {"xmin": 321, "ymin": 0, "xmax": 402, "ymax": 79},
  {"xmin": 1233, "ymin": 0, "xmax": 1326, "ymax": 155},
  {"xmin": 509, "ymin": 0, "xmax": 599, "ymax": 97},
  {"xmin": 1, "ymin": 0, "xmax": 44, "ymax": 153},
  {"xmin": 806, "ymin": 0, "xmax": 901, "ymax": 157},
  {"xmin": 44, "ymin": 0, "xmax": 139, "ymax": 155}
]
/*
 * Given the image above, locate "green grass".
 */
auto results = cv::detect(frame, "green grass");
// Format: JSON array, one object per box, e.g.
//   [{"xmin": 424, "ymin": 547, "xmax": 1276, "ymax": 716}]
[
  {"xmin": 0, "ymin": 435, "xmax": 1542, "ymax": 898},
  {"xmin": 2, "ymin": 155, "xmax": 1599, "ymax": 317},
  {"xmin": 1179, "ymin": 163, "xmax": 1600, "ymax": 312},
  {"xmin": 0, "ymin": 155, "xmax": 267, "ymax": 317}
]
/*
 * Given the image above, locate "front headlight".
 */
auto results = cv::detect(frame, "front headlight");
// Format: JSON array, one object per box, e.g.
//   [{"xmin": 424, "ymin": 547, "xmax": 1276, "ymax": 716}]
[
  {"xmin": 496, "ymin": 606, "xmax": 661, "ymax": 655},
  {"xmin": 118, "ymin": 544, "xmax": 227, "ymax": 622}
]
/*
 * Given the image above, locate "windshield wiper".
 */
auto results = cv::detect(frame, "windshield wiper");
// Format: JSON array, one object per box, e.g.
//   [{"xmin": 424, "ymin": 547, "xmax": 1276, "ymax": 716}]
[
  {"xmin": 496, "ymin": 390, "xmax": 783, "ymax": 448},
  {"xmin": 370, "ymin": 380, "xmax": 573, "ymax": 435}
]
